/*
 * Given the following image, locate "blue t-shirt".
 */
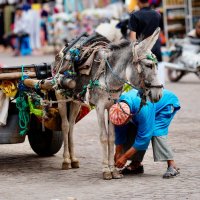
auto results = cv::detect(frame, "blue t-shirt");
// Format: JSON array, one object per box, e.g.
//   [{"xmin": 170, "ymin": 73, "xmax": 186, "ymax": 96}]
[
  {"xmin": 154, "ymin": 89, "xmax": 180, "ymax": 136},
  {"xmin": 115, "ymin": 89, "xmax": 155, "ymax": 151},
  {"xmin": 115, "ymin": 89, "xmax": 180, "ymax": 150}
]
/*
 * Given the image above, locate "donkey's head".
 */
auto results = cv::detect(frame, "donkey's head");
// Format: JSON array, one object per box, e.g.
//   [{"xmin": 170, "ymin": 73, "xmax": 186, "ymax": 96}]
[{"xmin": 126, "ymin": 28, "xmax": 163, "ymax": 103}]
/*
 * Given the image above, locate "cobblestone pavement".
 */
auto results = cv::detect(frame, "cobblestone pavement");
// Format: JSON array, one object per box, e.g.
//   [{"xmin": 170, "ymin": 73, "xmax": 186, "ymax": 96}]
[{"xmin": 0, "ymin": 53, "xmax": 199, "ymax": 200}]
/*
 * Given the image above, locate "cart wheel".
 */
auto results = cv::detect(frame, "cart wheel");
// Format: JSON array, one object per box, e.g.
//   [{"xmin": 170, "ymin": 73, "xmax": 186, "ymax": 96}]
[
  {"xmin": 28, "ymin": 115, "xmax": 63, "ymax": 156},
  {"xmin": 167, "ymin": 69, "xmax": 185, "ymax": 82}
]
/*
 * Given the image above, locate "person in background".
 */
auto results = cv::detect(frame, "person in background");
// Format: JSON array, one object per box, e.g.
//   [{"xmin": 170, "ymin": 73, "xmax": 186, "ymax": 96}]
[
  {"xmin": 111, "ymin": 89, "xmax": 180, "ymax": 178},
  {"xmin": 41, "ymin": 9, "xmax": 49, "ymax": 47},
  {"xmin": 187, "ymin": 19, "xmax": 200, "ymax": 45},
  {"xmin": 3, "ymin": 6, "xmax": 29, "ymax": 56},
  {"xmin": 116, "ymin": 14, "xmax": 130, "ymax": 40},
  {"xmin": 128, "ymin": 0, "xmax": 165, "ymax": 85}
]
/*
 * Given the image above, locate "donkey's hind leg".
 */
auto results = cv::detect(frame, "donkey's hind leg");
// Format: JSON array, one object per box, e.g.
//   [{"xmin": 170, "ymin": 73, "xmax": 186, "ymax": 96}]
[
  {"xmin": 68, "ymin": 102, "xmax": 81, "ymax": 168},
  {"xmin": 96, "ymin": 103, "xmax": 112, "ymax": 180},
  {"xmin": 56, "ymin": 92, "xmax": 71, "ymax": 170}
]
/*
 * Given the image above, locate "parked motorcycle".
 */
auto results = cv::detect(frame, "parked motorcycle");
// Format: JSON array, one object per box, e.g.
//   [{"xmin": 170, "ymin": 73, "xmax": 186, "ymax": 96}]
[{"xmin": 165, "ymin": 39, "xmax": 200, "ymax": 82}]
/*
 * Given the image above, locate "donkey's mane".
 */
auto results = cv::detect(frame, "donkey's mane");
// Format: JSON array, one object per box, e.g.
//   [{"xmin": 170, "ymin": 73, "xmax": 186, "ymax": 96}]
[{"xmin": 108, "ymin": 39, "xmax": 131, "ymax": 50}]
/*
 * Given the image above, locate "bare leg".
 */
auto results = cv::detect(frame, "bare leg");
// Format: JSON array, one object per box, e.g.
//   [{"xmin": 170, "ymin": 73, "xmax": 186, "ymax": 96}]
[
  {"xmin": 167, "ymin": 160, "xmax": 178, "ymax": 169},
  {"xmin": 68, "ymin": 102, "xmax": 81, "ymax": 168},
  {"xmin": 96, "ymin": 103, "xmax": 112, "ymax": 180},
  {"xmin": 56, "ymin": 92, "xmax": 71, "ymax": 170},
  {"xmin": 108, "ymin": 118, "xmax": 123, "ymax": 179}
]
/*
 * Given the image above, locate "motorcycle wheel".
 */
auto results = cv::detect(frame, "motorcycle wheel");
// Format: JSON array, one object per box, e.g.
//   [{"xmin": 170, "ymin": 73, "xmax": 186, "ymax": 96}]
[
  {"xmin": 167, "ymin": 69, "xmax": 185, "ymax": 82},
  {"xmin": 195, "ymin": 68, "xmax": 200, "ymax": 79}
]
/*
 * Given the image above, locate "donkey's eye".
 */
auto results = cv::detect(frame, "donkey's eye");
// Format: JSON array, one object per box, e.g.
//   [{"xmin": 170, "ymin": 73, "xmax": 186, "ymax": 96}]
[{"xmin": 146, "ymin": 63, "xmax": 153, "ymax": 69}]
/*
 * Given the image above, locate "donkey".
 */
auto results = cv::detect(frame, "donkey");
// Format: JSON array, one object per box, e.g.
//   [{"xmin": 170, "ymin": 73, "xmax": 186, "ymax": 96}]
[
  {"xmin": 24, "ymin": 28, "xmax": 162, "ymax": 180},
  {"xmin": 53, "ymin": 28, "xmax": 162, "ymax": 180}
]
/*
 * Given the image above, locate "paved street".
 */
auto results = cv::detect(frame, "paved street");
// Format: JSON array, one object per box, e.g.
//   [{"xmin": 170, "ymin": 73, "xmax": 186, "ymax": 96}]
[{"xmin": 0, "ymin": 53, "xmax": 199, "ymax": 200}]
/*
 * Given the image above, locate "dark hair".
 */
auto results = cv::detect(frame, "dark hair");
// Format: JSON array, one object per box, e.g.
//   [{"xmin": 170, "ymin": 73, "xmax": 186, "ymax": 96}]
[
  {"xmin": 138, "ymin": 0, "xmax": 149, "ymax": 3},
  {"xmin": 15, "ymin": 5, "xmax": 23, "ymax": 11}
]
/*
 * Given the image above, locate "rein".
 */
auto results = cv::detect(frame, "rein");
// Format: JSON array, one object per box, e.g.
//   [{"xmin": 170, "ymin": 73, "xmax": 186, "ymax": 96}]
[
  {"xmin": 104, "ymin": 57, "xmax": 138, "ymax": 90},
  {"xmin": 104, "ymin": 56, "xmax": 145, "ymax": 115}
]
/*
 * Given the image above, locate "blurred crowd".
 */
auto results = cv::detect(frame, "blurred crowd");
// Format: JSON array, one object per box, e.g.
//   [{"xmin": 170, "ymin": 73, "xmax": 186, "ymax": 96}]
[
  {"xmin": 0, "ymin": 0, "xmax": 125, "ymax": 56},
  {"xmin": 0, "ymin": 0, "xmax": 199, "ymax": 57}
]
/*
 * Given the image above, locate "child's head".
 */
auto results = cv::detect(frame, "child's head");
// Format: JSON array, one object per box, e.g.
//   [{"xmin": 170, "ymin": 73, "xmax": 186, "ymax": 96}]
[{"xmin": 195, "ymin": 19, "xmax": 200, "ymax": 38}]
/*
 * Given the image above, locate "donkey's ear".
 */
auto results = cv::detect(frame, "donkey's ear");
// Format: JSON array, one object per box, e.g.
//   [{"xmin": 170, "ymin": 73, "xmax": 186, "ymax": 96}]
[
  {"xmin": 136, "ymin": 28, "xmax": 160, "ymax": 54},
  {"xmin": 144, "ymin": 27, "xmax": 160, "ymax": 50}
]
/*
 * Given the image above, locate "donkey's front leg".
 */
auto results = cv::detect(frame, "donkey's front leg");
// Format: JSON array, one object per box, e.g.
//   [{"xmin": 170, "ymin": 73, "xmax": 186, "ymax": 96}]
[
  {"xmin": 68, "ymin": 102, "xmax": 81, "ymax": 169},
  {"xmin": 56, "ymin": 93, "xmax": 71, "ymax": 170},
  {"xmin": 96, "ymin": 104, "xmax": 112, "ymax": 180},
  {"xmin": 108, "ymin": 119, "xmax": 123, "ymax": 179}
]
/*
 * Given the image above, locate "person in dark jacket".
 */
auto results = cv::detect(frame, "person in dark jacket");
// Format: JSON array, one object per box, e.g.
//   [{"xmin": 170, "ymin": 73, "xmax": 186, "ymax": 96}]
[
  {"xmin": 129, "ymin": 0, "xmax": 162, "ymax": 62},
  {"xmin": 128, "ymin": 0, "xmax": 166, "ymax": 85}
]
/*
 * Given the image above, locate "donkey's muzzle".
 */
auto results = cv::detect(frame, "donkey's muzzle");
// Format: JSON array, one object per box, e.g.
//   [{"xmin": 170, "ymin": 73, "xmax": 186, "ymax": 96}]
[{"xmin": 148, "ymin": 88, "xmax": 163, "ymax": 103}]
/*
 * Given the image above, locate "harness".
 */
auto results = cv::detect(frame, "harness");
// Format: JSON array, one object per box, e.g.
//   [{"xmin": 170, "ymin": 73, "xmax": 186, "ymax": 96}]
[{"xmin": 52, "ymin": 34, "xmax": 163, "ymax": 113}]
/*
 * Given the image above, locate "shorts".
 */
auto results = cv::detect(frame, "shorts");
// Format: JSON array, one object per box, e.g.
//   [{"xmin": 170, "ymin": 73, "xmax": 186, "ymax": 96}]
[
  {"xmin": 122, "ymin": 122, "xmax": 174, "ymax": 162},
  {"xmin": 152, "ymin": 135, "xmax": 174, "ymax": 162}
]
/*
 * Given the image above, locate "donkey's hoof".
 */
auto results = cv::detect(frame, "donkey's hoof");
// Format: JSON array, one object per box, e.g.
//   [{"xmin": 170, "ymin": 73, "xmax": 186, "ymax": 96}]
[
  {"xmin": 112, "ymin": 169, "xmax": 123, "ymax": 179},
  {"xmin": 71, "ymin": 161, "xmax": 80, "ymax": 168},
  {"xmin": 103, "ymin": 172, "xmax": 112, "ymax": 180},
  {"xmin": 62, "ymin": 162, "xmax": 70, "ymax": 170}
]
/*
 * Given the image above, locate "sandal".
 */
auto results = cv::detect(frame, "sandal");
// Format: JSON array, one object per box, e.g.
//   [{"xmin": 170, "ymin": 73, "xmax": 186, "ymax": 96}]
[
  {"xmin": 120, "ymin": 165, "xmax": 144, "ymax": 175},
  {"xmin": 163, "ymin": 166, "xmax": 180, "ymax": 179}
]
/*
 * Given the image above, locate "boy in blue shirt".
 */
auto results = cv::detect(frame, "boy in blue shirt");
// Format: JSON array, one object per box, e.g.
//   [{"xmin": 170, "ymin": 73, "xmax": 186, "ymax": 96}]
[{"xmin": 112, "ymin": 89, "xmax": 180, "ymax": 178}]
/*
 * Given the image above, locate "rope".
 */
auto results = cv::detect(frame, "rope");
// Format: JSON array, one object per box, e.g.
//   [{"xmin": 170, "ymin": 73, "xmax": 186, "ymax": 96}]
[
  {"xmin": 40, "ymin": 98, "xmax": 86, "ymax": 106},
  {"xmin": 16, "ymin": 93, "xmax": 30, "ymax": 136},
  {"xmin": 15, "ymin": 65, "xmax": 30, "ymax": 136},
  {"xmin": 28, "ymin": 96, "xmax": 43, "ymax": 117},
  {"xmin": 117, "ymin": 101, "xmax": 133, "ymax": 117},
  {"xmin": 104, "ymin": 57, "xmax": 138, "ymax": 90},
  {"xmin": 21, "ymin": 65, "xmax": 24, "ymax": 80},
  {"xmin": 79, "ymin": 80, "xmax": 100, "ymax": 97}
]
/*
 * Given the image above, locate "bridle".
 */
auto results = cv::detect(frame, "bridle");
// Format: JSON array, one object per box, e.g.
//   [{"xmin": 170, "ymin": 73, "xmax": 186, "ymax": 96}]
[
  {"xmin": 104, "ymin": 43, "xmax": 163, "ymax": 114},
  {"xmin": 132, "ymin": 43, "xmax": 163, "ymax": 90},
  {"xmin": 104, "ymin": 43, "xmax": 163, "ymax": 94},
  {"xmin": 130, "ymin": 43, "xmax": 163, "ymax": 110}
]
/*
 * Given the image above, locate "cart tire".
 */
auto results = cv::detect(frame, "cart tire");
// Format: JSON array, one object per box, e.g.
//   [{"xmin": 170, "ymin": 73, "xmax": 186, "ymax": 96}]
[
  {"xmin": 28, "ymin": 116, "xmax": 63, "ymax": 156},
  {"xmin": 168, "ymin": 69, "xmax": 185, "ymax": 82}
]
